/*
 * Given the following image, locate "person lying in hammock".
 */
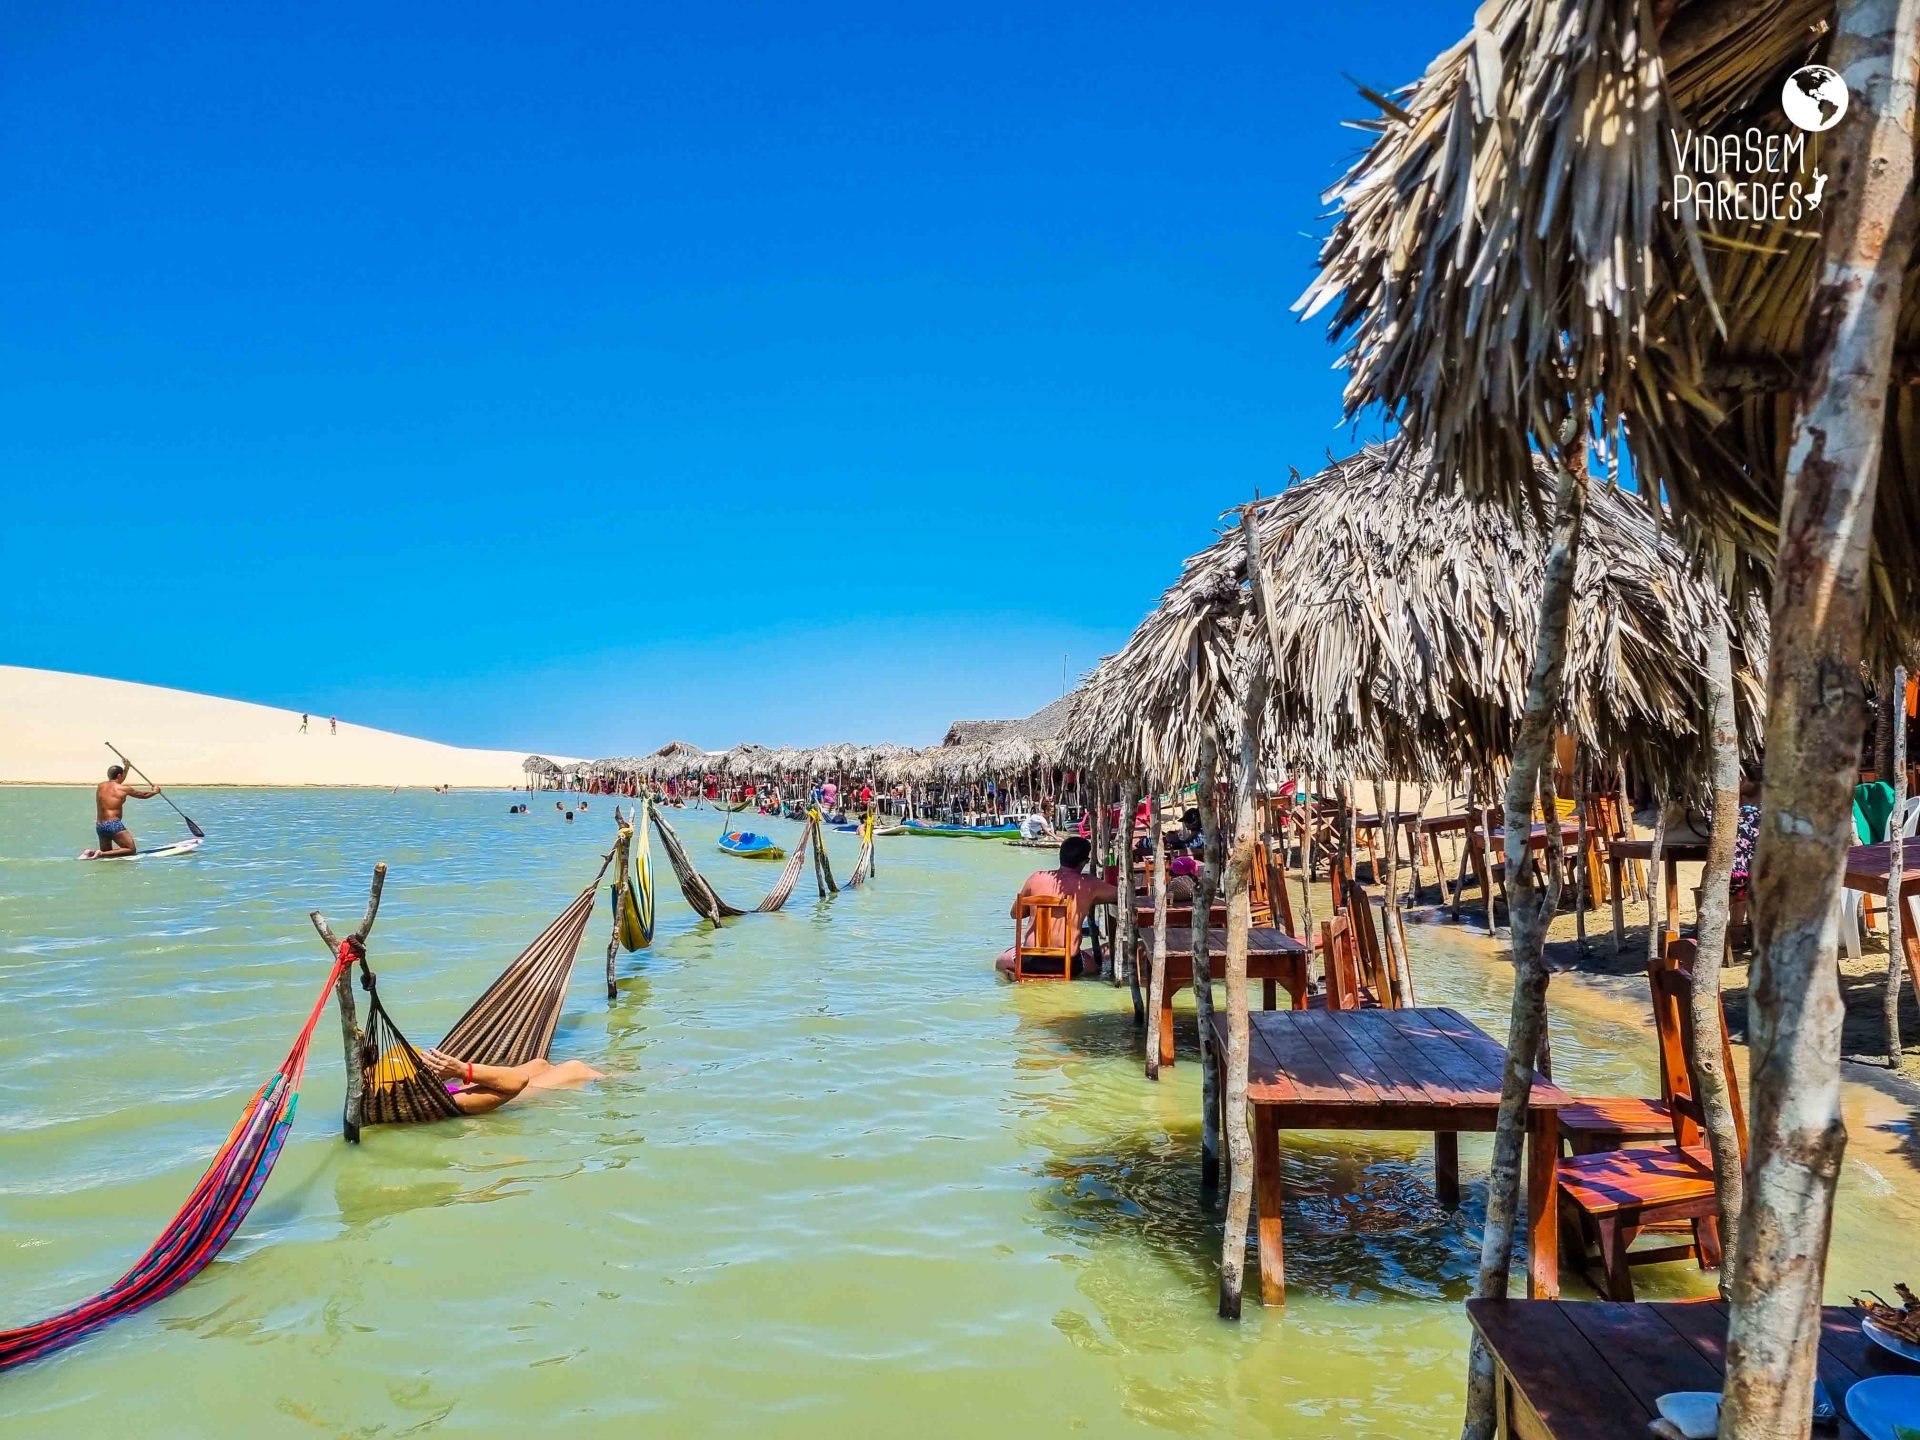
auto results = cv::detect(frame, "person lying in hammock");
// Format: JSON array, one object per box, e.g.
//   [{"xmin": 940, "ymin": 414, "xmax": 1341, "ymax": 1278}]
[{"xmin": 415, "ymin": 1047, "xmax": 604, "ymax": 1116}]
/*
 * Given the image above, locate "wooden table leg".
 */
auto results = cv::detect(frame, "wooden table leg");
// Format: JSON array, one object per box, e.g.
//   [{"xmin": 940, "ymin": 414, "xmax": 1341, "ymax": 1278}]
[
  {"xmin": 1254, "ymin": 1106, "xmax": 1285, "ymax": 1305},
  {"xmin": 1262, "ymin": 977, "xmax": 1278, "ymax": 1010},
  {"xmin": 1435, "ymin": 1131, "xmax": 1460, "ymax": 1209},
  {"xmin": 1665, "ymin": 858, "xmax": 1680, "ymax": 931},
  {"xmin": 1609, "ymin": 855, "xmax": 1626, "ymax": 953},
  {"xmin": 1160, "ymin": 986, "xmax": 1177, "ymax": 1069},
  {"xmin": 1903, "ymin": 914, "xmax": 1920, "ymax": 996},
  {"xmin": 1525, "ymin": 1108, "xmax": 1560, "ymax": 1299}
]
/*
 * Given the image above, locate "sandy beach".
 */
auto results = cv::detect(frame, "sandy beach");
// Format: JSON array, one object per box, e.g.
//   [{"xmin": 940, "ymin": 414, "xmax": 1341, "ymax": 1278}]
[{"xmin": 0, "ymin": 666, "xmax": 570, "ymax": 787}]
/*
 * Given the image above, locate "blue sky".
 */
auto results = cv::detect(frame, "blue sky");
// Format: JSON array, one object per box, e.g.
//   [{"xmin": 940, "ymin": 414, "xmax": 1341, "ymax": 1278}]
[{"xmin": 2, "ymin": 1, "xmax": 1461, "ymax": 754}]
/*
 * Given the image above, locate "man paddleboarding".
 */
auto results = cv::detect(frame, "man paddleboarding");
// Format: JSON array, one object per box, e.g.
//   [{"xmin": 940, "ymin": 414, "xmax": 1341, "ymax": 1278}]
[{"xmin": 89, "ymin": 764, "xmax": 161, "ymax": 858}]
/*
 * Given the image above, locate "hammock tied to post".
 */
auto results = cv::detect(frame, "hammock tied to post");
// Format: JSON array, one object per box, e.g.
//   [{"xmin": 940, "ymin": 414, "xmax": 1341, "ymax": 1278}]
[
  {"xmin": 0, "ymin": 943, "xmax": 354, "ymax": 1372},
  {"xmin": 353, "ymin": 851, "xmax": 614, "ymax": 1125},
  {"xmin": 614, "ymin": 813, "xmax": 654, "ymax": 952},
  {"xmin": 649, "ymin": 803, "xmax": 879, "ymax": 922},
  {"xmin": 650, "ymin": 804, "xmax": 820, "ymax": 919}
]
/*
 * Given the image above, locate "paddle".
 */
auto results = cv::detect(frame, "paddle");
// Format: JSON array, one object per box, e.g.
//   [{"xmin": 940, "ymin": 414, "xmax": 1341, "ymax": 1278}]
[{"xmin": 105, "ymin": 742, "xmax": 206, "ymax": 839}]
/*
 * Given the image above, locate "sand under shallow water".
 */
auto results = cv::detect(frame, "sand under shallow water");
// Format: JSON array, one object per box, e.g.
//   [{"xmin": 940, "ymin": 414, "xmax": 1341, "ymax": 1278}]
[{"xmin": 3, "ymin": 786, "xmax": 1917, "ymax": 1438}]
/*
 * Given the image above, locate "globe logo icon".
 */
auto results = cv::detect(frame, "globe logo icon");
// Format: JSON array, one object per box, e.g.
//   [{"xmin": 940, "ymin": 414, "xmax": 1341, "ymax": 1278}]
[{"xmin": 1783, "ymin": 64, "xmax": 1849, "ymax": 132}]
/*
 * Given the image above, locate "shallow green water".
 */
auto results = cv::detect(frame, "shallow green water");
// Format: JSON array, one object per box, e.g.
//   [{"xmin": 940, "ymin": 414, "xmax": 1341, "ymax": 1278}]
[{"xmin": 3, "ymin": 787, "xmax": 1916, "ymax": 1438}]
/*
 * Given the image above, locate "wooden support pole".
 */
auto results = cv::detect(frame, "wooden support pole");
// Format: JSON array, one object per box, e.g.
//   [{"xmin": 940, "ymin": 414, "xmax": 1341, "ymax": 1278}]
[
  {"xmin": 605, "ymin": 821, "xmax": 631, "ymax": 1001},
  {"xmin": 1193, "ymin": 737, "xmax": 1222, "ymax": 1195},
  {"xmin": 1117, "ymin": 777, "xmax": 1142, "ymax": 997},
  {"xmin": 1146, "ymin": 785, "xmax": 1171, "ymax": 1081},
  {"xmin": 1889, "ymin": 664, "xmax": 1909, "ymax": 1065},
  {"xmin": 309, "ymin": 862, "xmax": 388, "ymax": 1145}
]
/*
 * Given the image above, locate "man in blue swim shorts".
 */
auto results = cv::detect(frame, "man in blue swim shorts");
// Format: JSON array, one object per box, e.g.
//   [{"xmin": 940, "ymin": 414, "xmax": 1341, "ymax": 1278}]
[{"xmin": 90, "ymin": 764, "xmax": 161, "ymax": 858}]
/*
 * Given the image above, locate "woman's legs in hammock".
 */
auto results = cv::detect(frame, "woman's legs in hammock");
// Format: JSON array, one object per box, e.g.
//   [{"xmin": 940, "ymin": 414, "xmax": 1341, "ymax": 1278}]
[{"xmin": 420, "ymin": 1049, "xmax": 604, "ymax": 1115}]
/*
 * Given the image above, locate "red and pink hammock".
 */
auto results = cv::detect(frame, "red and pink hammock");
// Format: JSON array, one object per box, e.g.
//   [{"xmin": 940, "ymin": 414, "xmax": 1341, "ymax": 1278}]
[{"xmin": 0, "ymin": 944, "xmax": 351, "ymax": 1372}]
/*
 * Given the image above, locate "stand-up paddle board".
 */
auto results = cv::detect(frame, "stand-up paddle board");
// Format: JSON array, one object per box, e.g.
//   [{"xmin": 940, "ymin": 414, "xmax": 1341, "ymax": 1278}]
[{"xmin": 79, "ymin": 836, "xmax": 205, "ymax": 861}]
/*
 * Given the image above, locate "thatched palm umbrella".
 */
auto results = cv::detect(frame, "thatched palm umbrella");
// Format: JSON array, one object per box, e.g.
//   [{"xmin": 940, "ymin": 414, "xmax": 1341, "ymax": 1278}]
[
  {"xmin": 1065, "ymin": 445, "xmax": 1762, "ymax": 792},
  {"xmin": 1298, "ymin": 0, "xmax": 1920, "ymax": 1430}
]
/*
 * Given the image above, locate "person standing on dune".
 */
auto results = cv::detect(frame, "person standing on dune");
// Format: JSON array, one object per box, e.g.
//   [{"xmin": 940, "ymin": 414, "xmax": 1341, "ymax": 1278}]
[{"xmin": 90, "ymin": 764, "xmax": 160, "ymax": 858}]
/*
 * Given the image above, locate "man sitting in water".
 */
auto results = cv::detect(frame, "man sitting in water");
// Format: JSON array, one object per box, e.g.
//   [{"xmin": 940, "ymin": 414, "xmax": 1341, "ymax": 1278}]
[
  {"xmin": 89, "ymin": 764, "xmax": 161, "ymax": 858},
  {"xmin": 415, "ymin": 1046, "xmax": 604, "ymax": 1116},
  {"xmin": 996, "ymin": 835, "xmax": 1118, "ymax": 978}
]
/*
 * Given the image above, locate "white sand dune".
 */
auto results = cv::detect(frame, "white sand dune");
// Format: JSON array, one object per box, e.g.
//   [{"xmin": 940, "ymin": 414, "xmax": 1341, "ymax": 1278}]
[{"xmin": 0, "ymin": 666, "xmax": 574, "ymax": 787}]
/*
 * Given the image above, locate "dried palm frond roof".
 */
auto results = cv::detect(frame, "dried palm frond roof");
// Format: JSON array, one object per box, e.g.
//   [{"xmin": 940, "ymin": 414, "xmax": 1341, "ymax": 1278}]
[
  {"xmin": 1297, "ymin": 0, "xmax": 1917, "ymax": 653},
  {"xmin": 941, "ymin": 719, "xmax": 1010, "ymax": 746},
  {"xmin": 1064, "ymin": 444, "xmax": 1764, "ymax": 789},
  {"xmin": 522, "ymin": 755, "xmax": 561, "ymax": 775}
]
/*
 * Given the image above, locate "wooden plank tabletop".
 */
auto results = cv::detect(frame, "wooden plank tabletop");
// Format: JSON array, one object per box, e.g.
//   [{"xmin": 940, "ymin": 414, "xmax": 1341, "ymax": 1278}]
[
  {"xmin": 1232, "ymin": 1006, "xmax": 1570, "ymax": 1111},
  {"xmin": 1132, "ymin": 902, "xmax": 1229, "ymax": 930},
  {"xmin": 1479, "ymin": 821, "xmax": 1583, "ymax": 852},
  {"xmin": 1152, "ymin": 929, "xmax": 1305, "ymax": 963},
  {"xmin": 1609, "ymin": 836, "xmax": 1711, "ymax": 863},
  {"xmin": 1466, "ymin": 1299, "xmax": 1902, "ymax": 1439},
  {"xmin": 1157, "ymin": 926, "xmax": 1307, "ymax": 960},
  {"xmin": 1845, "ymin": 838, "xmax": 1920, "ymax": 897}
]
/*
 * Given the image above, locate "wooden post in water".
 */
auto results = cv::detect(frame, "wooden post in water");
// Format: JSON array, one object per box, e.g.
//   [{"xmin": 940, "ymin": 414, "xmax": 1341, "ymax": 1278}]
[
  {"xmin": 605, "ymin": 821, "xmax": 631, "ymax": 1000},
  {"xmin": 309, "ymin": 862, "xmax": 388, "ymax": 1145},
  {"xmin": 1145, "ymin": 785, "xmax": 1171, "ymax": 1081},
  {"xmin": 1887, "ymin": 665, "xmax": 1909, "ymax": 1064},
  {"xmin": 1117, "ymin": 777, "xmax": 1142, "ymax": 1001},
  {"xmin": 1192, "ymin": 737, "xmax": 1223, "ymax": 1194}
]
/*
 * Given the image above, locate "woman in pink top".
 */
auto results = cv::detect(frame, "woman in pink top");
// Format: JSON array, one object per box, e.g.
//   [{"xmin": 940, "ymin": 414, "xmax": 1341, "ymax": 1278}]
[{"xmin": 996, "ymin": 836, "xmax": 1119, "ymax": 977}]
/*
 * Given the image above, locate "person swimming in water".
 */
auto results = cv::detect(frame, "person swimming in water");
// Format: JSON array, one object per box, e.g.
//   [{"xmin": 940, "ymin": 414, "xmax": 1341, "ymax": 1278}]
[
  {"xmin": 414, "ymin": 1047, "xmax": 604, "ymax": 1115},
  {"xmin": 88, "ymin": 764, "xmax": 161, "ymax": 858}
]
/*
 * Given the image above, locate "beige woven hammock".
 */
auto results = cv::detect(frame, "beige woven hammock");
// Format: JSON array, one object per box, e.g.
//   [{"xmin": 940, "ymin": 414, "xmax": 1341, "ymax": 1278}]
[{"xmin": 351, "ymin": 851, "xmax": 613, "ymax": 1126}]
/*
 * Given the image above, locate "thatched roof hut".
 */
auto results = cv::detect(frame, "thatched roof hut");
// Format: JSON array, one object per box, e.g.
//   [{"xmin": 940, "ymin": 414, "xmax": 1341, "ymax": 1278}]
[
  {"xmin": 1064, "ymin": 444, "xmax": 1763, "ymax": 787},
  {"xmin": 1295, "ymin": 0, "xmax": 1917, "ymax": 654}
]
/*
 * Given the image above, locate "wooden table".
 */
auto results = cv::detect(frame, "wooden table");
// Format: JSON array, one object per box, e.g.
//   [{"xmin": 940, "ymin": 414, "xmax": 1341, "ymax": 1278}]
[
  {"xmin": 1846, "ymin": 838, "xmax": 1920, "ymax": 991},
  {"xmin": 1462, "ymin": 822, "xmax": 1585, "ymax": 926},
  {"xmin": 1133, "ymin": 901, "xmax": 1229, "ymax": 931},
  {"xmin": 1349, "ymin": 809, "xmax": 1425, "ymax": 888},
  {"xmin": 1210, "ymin": 1006, "xmax": 1568, "ymax": 1305},
  {"xmin": 1468, "ymin": 1298, "xmax": 1904, "ymax": 1439},
  {"xmin": 1139, "ymin": 927, "xmax": 1309, "ymax": 1069},
  {"xmin": 1606, "ymin": 836, "xmax": 1710, "ymax": 950}
]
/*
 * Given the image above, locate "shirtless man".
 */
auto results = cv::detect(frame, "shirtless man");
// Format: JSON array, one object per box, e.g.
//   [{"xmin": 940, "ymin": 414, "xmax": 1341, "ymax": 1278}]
[{"xmin": 91, "ymin": 764, "xmax": 160, "ymax": 858}]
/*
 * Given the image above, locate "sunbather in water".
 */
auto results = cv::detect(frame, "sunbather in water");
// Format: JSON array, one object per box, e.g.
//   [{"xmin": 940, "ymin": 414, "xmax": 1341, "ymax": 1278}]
[{"xmin": 416, "ymin": 1046, "xmax": 604, "ymax": 1115}]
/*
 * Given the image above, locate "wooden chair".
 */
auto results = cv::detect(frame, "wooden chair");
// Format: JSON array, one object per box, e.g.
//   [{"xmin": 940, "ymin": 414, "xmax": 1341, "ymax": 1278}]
[
  {"xmin": 1558, "ymin": 931, "xmax": 1680, "ymax": 1156},
  {"xmin": 1264, "ymin": 840, "xmax": 1300, "ymax": 939},
  {"xmin": 1555, "ymin": 940, "xmax": 1745, "ymax": 1300},
  {"xmin": 1318, "ymin": 915, "xmax": 1365, "ymax": 1010},
  {"xmin": 1344, "ymin": 880, "xmax": 1407, "ymax": 1007},
  {"xmin": 1012, "ymin": 894, "xmax": 1075, "ymax": 981}
]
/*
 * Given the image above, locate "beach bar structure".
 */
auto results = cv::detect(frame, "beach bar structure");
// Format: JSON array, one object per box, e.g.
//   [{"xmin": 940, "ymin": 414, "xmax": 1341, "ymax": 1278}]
[{"xmin": 1295, "ymin": 0, "xmax": 1920, "ymax": 1430}]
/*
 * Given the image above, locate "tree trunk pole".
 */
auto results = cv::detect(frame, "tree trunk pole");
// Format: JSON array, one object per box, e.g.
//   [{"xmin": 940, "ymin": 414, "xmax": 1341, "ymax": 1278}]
[
  {"xmin": 1647, "ymin": 799, "xmax": 1672, "ymax": 960},
  {"xmin": 605, "ymin": 823, "xmax": 631, "ymax": 1001},
  {"xmin": 1118, "ymin": 778, "xmax": 1143, "ymax": 995},
  {"xmin": 1691, "ymin": 569, "xmax": 1748, "ymax": 1282},
  {"xmin": 1218, "ymin": 655, "xmax": 1268, "ymax": 1319},
  {"xmin": 1887, "ymin": 665, "xmax": 1908, "ymax": 1064},
  {"xmin": 1146, "ymin": 786, "xmax": 1171, "ymax": 1081},
  {"xmin": 1378, "ymin": 773, "xmax": 1414, "ymax": 1005},
  {"xmin": 1460, "ymin": 447, "xmax": 1589, "ymax": 1440},
  {"xmin": 1192, "ymin": 737, "xmax": 1223, "ymax": 1195},
  {"xmin": 308, "ymin": 862, "xmax": 388, "ymax": 1145},
  {"xmin": 1723, "ymin": 6, "xmax": 1919, "ymax": 1434}
]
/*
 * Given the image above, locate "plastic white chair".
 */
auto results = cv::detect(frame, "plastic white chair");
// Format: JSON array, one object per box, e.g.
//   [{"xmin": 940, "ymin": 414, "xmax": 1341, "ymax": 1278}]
[{"xmin": 1840, "ymin": 797, "xmax": 1920, "ymax": 958}]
